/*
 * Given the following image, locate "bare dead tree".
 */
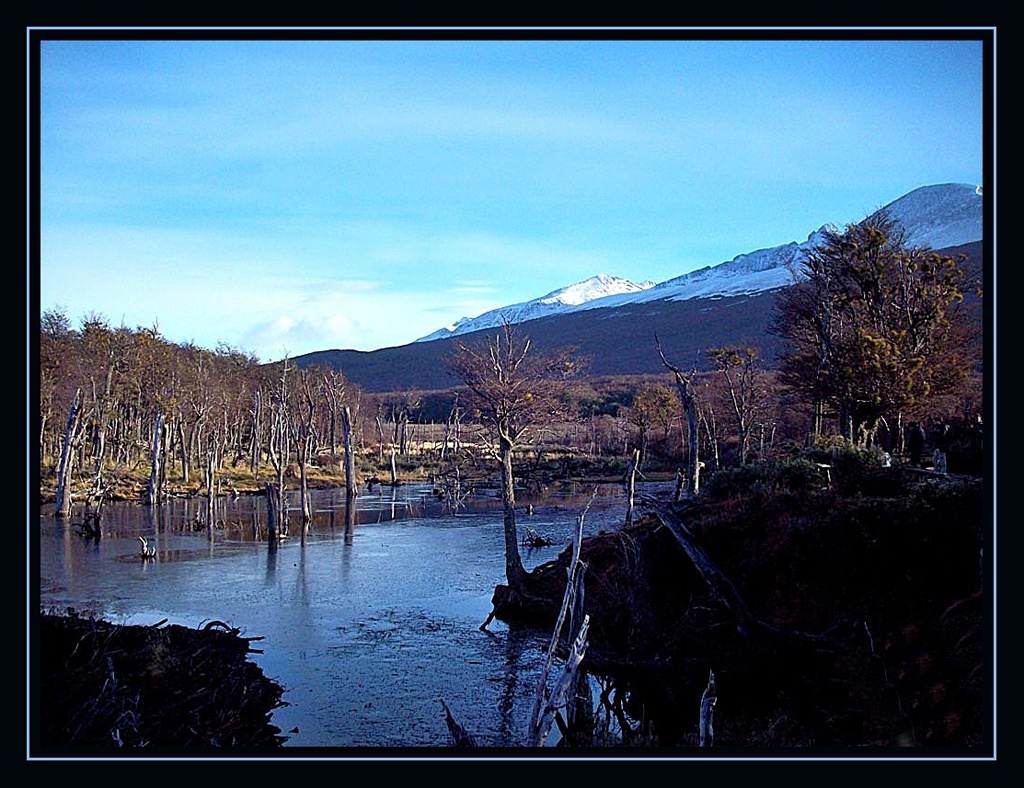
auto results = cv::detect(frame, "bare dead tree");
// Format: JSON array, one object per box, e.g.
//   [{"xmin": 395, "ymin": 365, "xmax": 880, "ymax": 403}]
[
  {"xmin": 54, "ymin": 388, "xmax": 85, "ymax": 519},
  {"xmin": 441, "ymin": 392, "xmax": 462, "ymax": 460},
  {"xmin": 341, "ymin": 404, "xmax": 358, "ymax": 501},
  {"xmin": 80, "ymin": 481, "xmax": 107, "ymax": 538},
  {"xmin": 319, "ymin": 368, "xmax": 348, "ymax": 458},
  {"xmin": 655, "ymin": 335, "xmax": 703, "ymax": 497},
  {"xmin": 249, "ymin": 389, "xmax": 263, "ymax": 478},
  {"xmin": 374, "ymin": 406, "xmax": 387, "ymax": 464},
  {"xmin": 707, "ymin": 346, "xmax": 771, "ymax": 466},
  {"xmin": 205, "ymin": 442, "xmax": 216, "ymax": 541},
  {"xmin": 447, "ymin": 322, "xmax": 581, "ymax": 597},
  {"xmin": 144, "ymin": 412, "xmax": 165, "ymax": 507},
  {"xmin": 266, "ymin": 359, "xmax": 291, "ymax": 541},
  {"xmin": 289, "ymin": 369, "xmax": 316, "ymax": 538}
]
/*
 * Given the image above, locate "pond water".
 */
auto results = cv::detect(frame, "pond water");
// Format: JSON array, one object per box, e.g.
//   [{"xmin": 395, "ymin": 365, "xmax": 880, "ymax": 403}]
[{"xmin": 34, "ymin": 480, "xmax": 661, "ymax": 752}]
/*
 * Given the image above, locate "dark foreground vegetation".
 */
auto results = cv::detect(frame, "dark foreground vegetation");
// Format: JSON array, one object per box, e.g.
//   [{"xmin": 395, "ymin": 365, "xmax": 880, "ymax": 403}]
[{"xmin": 496, "ymin": 450, "xmax": 988, "ymax": 749}]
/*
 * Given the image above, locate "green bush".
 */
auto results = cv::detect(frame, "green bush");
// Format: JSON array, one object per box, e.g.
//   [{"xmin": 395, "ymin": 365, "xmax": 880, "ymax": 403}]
[
  {"xmin": 704, "ymin": 440, "xmax": 905, "ymax": 500},
  {"xmin": 775, "ymin": 458, "xmax": 823, "ymax": 494},
  {"xmin": 704, "ymin": 457, "xmax": 822, "ymax": 499}
]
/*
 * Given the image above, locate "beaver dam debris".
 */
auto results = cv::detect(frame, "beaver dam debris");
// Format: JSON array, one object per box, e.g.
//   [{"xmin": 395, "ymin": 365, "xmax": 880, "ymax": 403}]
[{"xmin": 36, "ymin": 610, "xmax": 287, "ymax": 749}]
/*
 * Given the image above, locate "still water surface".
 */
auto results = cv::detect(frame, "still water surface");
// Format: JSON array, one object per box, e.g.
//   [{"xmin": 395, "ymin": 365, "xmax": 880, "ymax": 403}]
[{"xmin": 36, "ymin": 481, "xmax": 652, "ymax": 750}]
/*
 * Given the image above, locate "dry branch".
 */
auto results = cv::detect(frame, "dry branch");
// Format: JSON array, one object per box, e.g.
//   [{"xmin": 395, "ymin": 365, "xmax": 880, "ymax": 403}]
[
  {"xmin": 699, "ymin": 669, "xmax": 717, "ymax": 746},
  {"xmin": 528, "ymin": 491, "xmax": 595, "ymax": 746},
  {"xmin": 522, "ymin": 526, "xmax": 554, "ymax": 547},
  {"xmin": 440, "ymin": 699, "xmax": 478, "ymax": 747}
]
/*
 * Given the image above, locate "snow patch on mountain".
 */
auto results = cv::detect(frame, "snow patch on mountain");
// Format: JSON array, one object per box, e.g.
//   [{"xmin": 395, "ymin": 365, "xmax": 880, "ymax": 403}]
[
  {"xmin": 586, "ymin": 225, "xmax": 838, "ymax": 311},
  {"xmin": 416, "ymin": 274, "xmax": 655, "ymax": 342}
]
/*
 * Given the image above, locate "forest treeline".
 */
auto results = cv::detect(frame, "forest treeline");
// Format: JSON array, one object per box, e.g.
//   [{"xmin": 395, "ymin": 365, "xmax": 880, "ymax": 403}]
[{"xmin": 37, "ymin": 211, "xmax": 986, "ymax": 532}]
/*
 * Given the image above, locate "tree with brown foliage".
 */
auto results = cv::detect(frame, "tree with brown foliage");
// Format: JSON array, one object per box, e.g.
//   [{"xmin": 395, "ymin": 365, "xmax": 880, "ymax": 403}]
[
  {"xmin": 706, "ymin": 346, "xmax": 773, "ymax": 466},
  {"xmin": 628, "ymin": 383, "xmax": 680, "ymax": 468},
  {"xmin": 770, "ymin": 211, "xmax": 979, "ymax": 447}
]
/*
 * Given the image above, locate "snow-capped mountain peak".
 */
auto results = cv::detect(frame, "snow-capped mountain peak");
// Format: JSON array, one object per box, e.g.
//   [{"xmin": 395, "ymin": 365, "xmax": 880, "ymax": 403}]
[
  {"xmin": 536, "ymin": 274, "xmax": 656, "ymax": 306},
  {"xmin": 416, "ymin": 183, "xmax": 983, "ymax": 343}
]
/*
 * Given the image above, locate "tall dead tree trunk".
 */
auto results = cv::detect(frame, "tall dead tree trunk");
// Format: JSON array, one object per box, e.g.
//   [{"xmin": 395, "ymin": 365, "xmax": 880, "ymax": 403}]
[
  {"xmin": 205, "ymin": 447, "xmax": 216, "ymax": 541},
  {"xmin": 265, "ymin": 481, "xmax": 281, "ymax": 542},
  {"xmin": 145, "ymin": 413, "xmax": 165, "ymax": 506},
  {"xmin": 177, "ymin": 419, "xmax": 190, "ymax": 485},
  {"xmin": 624, "ymin": 447, "xmax": 640, "ymax": 526},
  {"xmin": 267, "ymin": 410, "xmax": 288, "ymax": 540},
  {"xmin": 441, "ymin": 393, "xmax": 461, "ymax": 460},
  {"xmin": 159, "ymin": 416, "xmax": 170, "ymax": 496},
  {"xmin": 292, "ymin": 374, "xmax": 316, "ymax": 541},
  {"xmin": 699, "ymin": 403, "xmax": 721, "ymax": 472},
  {"xmin": 54, "ymin": 389, "xmax": 83, "ymax": 520},
  {"xmin": 298, "ymin": 441, "xmax": 311, "ymax": 539},
  {"xmin": 375, "ymin": 413, "xmax": 386, "ymax": 463},
  {"xmin": 341, "ymin": 405, "xmax": 358, "ymax": 499},
  {"xmin": 341, "ymin": 404, "xmax": 358, "ymax": 545},
  {"xmin": 249, "ymin": 389, "xmax": 263, "ymax": 478},
  {"xmin": 499, "ymin": 433, "xmax": 527, "ymax": 594},
  {"xmin": 398, "ymin": 410, "xmax": 409, "ymax": 456}
]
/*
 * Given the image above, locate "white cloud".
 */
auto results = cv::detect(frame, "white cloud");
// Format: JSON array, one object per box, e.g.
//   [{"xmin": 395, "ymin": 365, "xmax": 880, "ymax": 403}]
[{"xmin": 38, "ymin": 213, "xmax": 629, "ymax": 360}]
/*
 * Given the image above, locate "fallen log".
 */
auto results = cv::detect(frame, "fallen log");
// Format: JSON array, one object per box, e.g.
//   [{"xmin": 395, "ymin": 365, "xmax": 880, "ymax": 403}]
[
  {"xmin": 642, "ymin": 497, "xmax": 758, "ymax": 631},
  {"xmin": 643, "ymin": 496, "xmax": 838, "ymax": 652}
]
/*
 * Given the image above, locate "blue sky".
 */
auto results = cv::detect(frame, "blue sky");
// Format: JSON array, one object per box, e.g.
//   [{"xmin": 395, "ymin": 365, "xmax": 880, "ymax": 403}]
[{"xmin": 35, "ymin": 33, "xmax": 988, "ymax": 362}]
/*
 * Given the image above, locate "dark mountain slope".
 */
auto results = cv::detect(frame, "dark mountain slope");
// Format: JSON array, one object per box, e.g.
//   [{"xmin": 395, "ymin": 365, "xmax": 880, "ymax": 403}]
[
  {"xmin": 294, "ymin": 290, "xmax": 782, "ymax": 393},
  {"xmin": 293, "ymin": 240, "xmax": 983, "ymax": 394}
]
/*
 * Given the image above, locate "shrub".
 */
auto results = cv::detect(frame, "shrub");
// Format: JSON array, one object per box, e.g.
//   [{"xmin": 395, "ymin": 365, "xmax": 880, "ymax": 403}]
[{"xmin": 704, "ymin": 440, "xmax": 905, "ymax": 500}]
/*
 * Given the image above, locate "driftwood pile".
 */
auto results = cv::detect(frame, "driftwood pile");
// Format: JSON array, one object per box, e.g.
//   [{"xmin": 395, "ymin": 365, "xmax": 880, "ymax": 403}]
[{"xmin": 35, "ymin": 610, "xmax": 287, "ymax": 749}]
